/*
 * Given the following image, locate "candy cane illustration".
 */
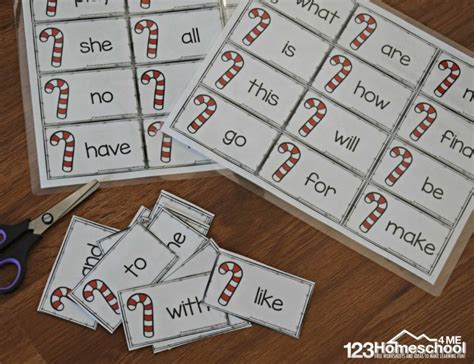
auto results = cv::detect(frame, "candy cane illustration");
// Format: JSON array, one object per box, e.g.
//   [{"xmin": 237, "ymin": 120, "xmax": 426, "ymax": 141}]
[
  {"xmin": 434, "ymin": 60, "xmax": 461, "ymax": 97},
  {"xmin": 242, "ymin": 8, "xmax": 271, "ymax": 46},
  {"xmin": 82, "ymin": 279, "xmax": 120, "ymax": 314},
  {"xmin": 272, "ymin": 142, "xmax": 301, "ymax": 182},
  {"xmin": 127, "ymin": 293, "xmax": 154, "ymax": 338},
  {"xmin": 385, "ymin": 147, "xmax": 413, "ymax": 186},
  {"xmin": 187, "ymin": 95, "xmax": 217, "ymax": 134},
  {"xmin": 359, "ymin": 192, "xmax": 388, "ymax": 233},
  {"xmin": 298, "ymin": 98, "xmax": 327, "ymax": 137},
  {"xmin": 147, "ymin": 122, "xmax": 172, "ymax": 163},
  {"xmin": 46, "ymin": 0, "xmax": 58, "ymax": 17},
  {"xmin": 50, "ymin": 131, "xmax": 75, "ymax": 173},
  {"xmin": 45, "ymin": 79, "xmax": 69, "ymax": 119},
  {"xmin": 325, "ymin": 55, "xmax": 352, "ymax": 93},
  {"xmin": 134, "ymin": 20, "xmax": 158, "ymax": 59},
  {"xmin": 410, "ymin": 102, "xmax": 437, "ymax": 141},
  {"xmin": 215, "ymin": 51, "xmax": 244, "ymax": 89},
  {"xmin": 141, "ymin": 70, "xmax": 165, "ymax": 110},
  {"xmin": 140, "ymin": 0, "xmax": 151, "ymax": 9},
  {"xmin": 218, "ymin": 262, "xmax": 243, "ymax": 306},
  {"xmin": 350, "ymin": 13, "xmax": 377, "ymax": 50},
  {"xmin": 50, "ymin": 286, "xmax": 72, "ymax": 311},
  {"xmin": 147, "ymin": 122, "xmax": 161, "ymax": 137},
  {"xmin": 39, "ymin": 28, "xmax": 64, "ymax": 68}
]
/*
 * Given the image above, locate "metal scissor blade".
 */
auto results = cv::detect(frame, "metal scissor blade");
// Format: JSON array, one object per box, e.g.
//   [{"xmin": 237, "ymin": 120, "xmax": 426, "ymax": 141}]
[{"xmin": 29, "ymin": 180, "xmax": 100, "ymax": 235}]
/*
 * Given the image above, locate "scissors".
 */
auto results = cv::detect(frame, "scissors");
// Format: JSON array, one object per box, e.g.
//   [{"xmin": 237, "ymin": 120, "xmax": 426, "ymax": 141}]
[{"xmin": 0, "ymin": 180, "xmax": 100, "ymax": 294}]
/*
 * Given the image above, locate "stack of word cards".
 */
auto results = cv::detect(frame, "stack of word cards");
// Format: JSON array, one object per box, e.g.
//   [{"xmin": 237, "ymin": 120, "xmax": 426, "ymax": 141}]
[
  {"xmin": 164, "ymin": 0, "xmax": 473, "ymax": 290},
  {"xmin": 39, "ymin": 191, "xmax": 314, "ymax": 352},
  {"xmin": 20, "ymin": 0, "xmax": 240, "ymax": 189}
]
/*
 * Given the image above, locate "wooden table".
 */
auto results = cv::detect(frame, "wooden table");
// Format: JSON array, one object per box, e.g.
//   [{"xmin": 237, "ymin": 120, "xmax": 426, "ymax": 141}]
[{"xmin": 0, "ymin": 1, "xmax": 472, "ymax": 362}]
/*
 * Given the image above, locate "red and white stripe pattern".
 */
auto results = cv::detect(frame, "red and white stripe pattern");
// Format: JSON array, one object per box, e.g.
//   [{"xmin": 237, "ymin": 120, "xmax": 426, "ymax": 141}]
[
  {"xmin": 434, "ymin": 60, "xmax": 460, "ymax": 97},
  {"xmin": 147, "ymin": 121, "xmax": 162, "ymax": 137},
  {"xmin": 325, "ymin": 55, "xmax": 352, "ymax": 93},
  {"xmin": 272, "ymin": 142, "xmax": 301, "ymax": 182},
  {"xmin": 134, "ymin": 20, "xmax": 159, "ymax": 59},
  {"xmin": 359, "ymin": 192, "xmax": 388, "ymax": 233},
  {"xmin": 242, "ymin": 8, "xmax": 271, "ymax": 46},
  {"xmin": 215, "ymin": 51, "xmax": 244, "ymax": 89},
  {"xmin": 39, "ymin": 27, "xmax": 64, "ymax": 68},
  {"xmin": 140, "ymin": 0, "xmax": 151, "ymax": 9},
  {"xmin": 160, "ymin": 134, "xmax": 172, "ymax": 163},
  {"xmin": 350, "ymin": 13, "xmax": 377, "ymax": 50},
  {"xmin": 46, "ymin": 0, "xmax": 58, "ymax": 17},
  {"xmin": 187, "ymin": 94, "xmax": 217, "ymax": 134},
  {"xmin": 141, "ymin": 70, "xmax": 165, "ymax": 110},
  {"xmin": 385, "ymin": 147, "xmax": 413, "ymax": 186},
  {"xmin": 218, "ymin": 261, "xmax": 243, "ymax": 306},
  {"xmin": 82, "ymin": 279, "xmax": 120, "ymax": 314},
  {"xmin": 298, "ymin": 98, "xmax": 327, "ymax": 137},
  {"xmin": 127, "ymin": 293, "xmax": 154, "ymax": 338},
  {"xmin": 147, "ymin": 122, "xmax": 172, "ymax": 163},
  {"xmin": 50, "ymin": 286, "xmax": 71, "ymax": 311},
  {"xmin": 50, "ymin": 130, "xmax": 75, "ymax": 173},
  {"xmin": 410, "ymin": 102, "xmax": 437, "ymax": 141},
  {"xmin": 45, "ymin": 79, "xmax": 69, "ymax": 119}
]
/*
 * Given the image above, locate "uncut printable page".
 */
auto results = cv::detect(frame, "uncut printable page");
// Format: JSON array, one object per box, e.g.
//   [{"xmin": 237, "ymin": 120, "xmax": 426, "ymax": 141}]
[
  {"xmin": 21, "ymin": 0, "xmax": 239, "ymax": 188},
  {"xmin": 166, "ymin": 0, "xmax": 473, "ymax": 284}
]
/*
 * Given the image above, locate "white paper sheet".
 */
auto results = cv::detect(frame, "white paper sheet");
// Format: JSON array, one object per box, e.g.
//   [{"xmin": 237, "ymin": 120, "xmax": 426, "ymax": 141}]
[
  {"xmin": 164, "ymin": 0, "xmax": 473, "ymax": 284},
  {"xmin": 203, "ymin": 249, "xmax": 314, "ymax": 338},
  {"xmin": 119, "ymin": 273, "xmax": 229, "ymax": 350},
  {"xmin": 37, "ymin": 216, "xmax": 117, "ymax": 328},
  {"xmin": 20, "ymin": 0, "xmax": 239, "ymax": 188},
  {"xmin": 70, "ymin": 223, "xmax": 178, "ymax": 333},
  {"xmin": 149, "ymin": 190, "xmax": 215, "ymax": 234},
  {"xmin": 151, "ymin": 240, "xmax": 251, "ymax": 353}
]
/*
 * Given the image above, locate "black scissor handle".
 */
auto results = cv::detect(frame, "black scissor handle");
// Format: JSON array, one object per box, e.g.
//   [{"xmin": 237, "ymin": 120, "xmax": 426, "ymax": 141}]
[
  {"xmin": 0, "ymin": 221, "xmax": 41, "ymax": 294},
  {"xmin": 0, "ymin": 220, "xmax": 31, "ymax": 250}
]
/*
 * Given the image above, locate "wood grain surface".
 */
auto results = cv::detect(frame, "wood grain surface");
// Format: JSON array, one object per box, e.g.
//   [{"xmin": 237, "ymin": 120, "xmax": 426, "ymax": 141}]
[{"xmin": 0, "ymin": 1, "xmax": 472, "ymax": 363}]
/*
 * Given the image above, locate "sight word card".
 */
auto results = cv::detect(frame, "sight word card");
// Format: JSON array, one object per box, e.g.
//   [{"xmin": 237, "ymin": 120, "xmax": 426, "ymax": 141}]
[
  {"xmin": 151, "ymin": 241, "xmax": 251, "ymax": 353},
  {"xmin": 38, "ymin": 216, "xmax": 117, "ymax": 329},
  {"xmin": 119, "ymin": 273, "xmax": 230, "ymax": 350},
  {"xmin": 70, "ymin": 223, "xmax": 178, "ymax": 333},
  {"xmin": 119, "ymin": 241, "xmax": 250, "ymax": 351},
  {"xmin": 203, "ymin": 250, "xmax": 314, "ymax": 338},
  {"xmin": 149, "ymin": 190, "xmax": 215, "ymax": 235},
  {"xmin": 21, "ymin": 0, "xmax": 238, "ymax": 188},
  {"xmin": 165, "ymin": 0, "xmax": 473, "ymax": 285}
]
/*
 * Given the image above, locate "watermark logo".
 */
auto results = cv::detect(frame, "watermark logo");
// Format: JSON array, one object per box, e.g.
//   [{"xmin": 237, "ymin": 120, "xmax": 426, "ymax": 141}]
[{"xmin": 344, "ymin": 329, "xmax": 466, "ymax": 359}]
